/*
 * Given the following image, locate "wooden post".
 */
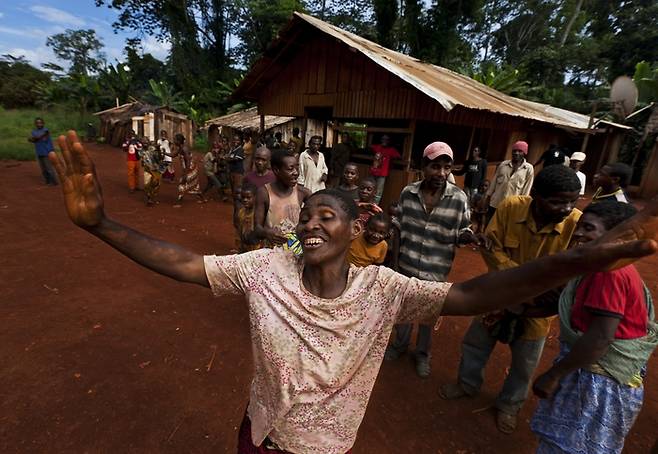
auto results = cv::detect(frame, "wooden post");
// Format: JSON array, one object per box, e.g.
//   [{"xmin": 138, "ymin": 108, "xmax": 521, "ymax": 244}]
[
  {"xmin": 404, "ymin": 119, "xmax": 416, "ymax": 171},
  {"xmin": 466, "ymin": 125, "xmax": 476, "ymax": 160},
  {"xmin": 259, "ymin": 114, "xmax": 265, "ymax": 135},
  {"xmin": 302, "ymin": 110, "xmax": 309, "ymax": 148},
  {"xmin": 596, "ymin": 127, "xmax": 612, "ymax": 171},
  {"xmin": 580, "ymin": 101, "xmax": 598, "ymax": 154}
]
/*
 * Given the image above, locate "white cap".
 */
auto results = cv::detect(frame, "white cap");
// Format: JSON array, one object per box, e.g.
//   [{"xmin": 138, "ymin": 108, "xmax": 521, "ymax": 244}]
[{"xmin": 571, "ymin": 152, "xmax": 586, "ymax": 162}]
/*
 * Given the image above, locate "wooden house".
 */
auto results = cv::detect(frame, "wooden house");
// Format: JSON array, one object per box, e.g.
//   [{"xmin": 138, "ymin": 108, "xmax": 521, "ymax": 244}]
[
  {"xmin": 94, "ymin": 102, "xmax": 194, "ymax": 148},
  {"xmin": 204, "ymin": 106, "xmax": 330, "ymax": 145},
  {"xmin": 234, "ymin": 12, "xmax": 631, "ymax": 205}
]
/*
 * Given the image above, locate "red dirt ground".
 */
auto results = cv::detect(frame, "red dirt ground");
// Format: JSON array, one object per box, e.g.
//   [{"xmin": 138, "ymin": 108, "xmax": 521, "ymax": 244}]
[{"xmin": 1, "ymin": 143, "xmax": 657, "ymax": 454}]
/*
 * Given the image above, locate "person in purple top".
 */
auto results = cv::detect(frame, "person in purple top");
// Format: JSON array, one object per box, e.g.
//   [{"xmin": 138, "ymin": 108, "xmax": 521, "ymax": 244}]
[
  {"xmin": 28, "ymin": 117, "xmax": 58, "ymax": 185},
  {"xmin": 244, "ymin": 147, "xmax": 276, "ymax": 188}
]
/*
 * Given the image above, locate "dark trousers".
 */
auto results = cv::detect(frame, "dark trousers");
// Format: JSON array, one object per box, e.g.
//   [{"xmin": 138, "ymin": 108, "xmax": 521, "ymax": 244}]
[
  {"xmin": 37, "ymin": 155, "xmax": 58, "ymax": 185},
  {"xmin": 390, "ymin": 323, "xmax": 433, "ymax": 357},
  {"xmin": 485, "ymin": 206, "xmax": 496, "ymax": 226}
]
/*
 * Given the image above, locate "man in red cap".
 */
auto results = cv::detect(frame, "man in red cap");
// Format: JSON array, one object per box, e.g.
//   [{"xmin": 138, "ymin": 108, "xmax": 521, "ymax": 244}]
[
  {"xmin": 484, "ymin": 140, "xmax": 534, "ymax": 223},
  {"xmin": 385, "ymin": 141, "xmax": 478, "ymax": 377}
]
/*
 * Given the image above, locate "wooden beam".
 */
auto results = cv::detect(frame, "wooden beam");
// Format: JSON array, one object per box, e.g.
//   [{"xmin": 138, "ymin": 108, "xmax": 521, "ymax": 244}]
[
  {"xmin": 404, "ymin": 119, "xmax": 416, "ymax": 171},
  {"xmin": 336, "ymin": 125, "xmax": 414, "ymax": 134}
]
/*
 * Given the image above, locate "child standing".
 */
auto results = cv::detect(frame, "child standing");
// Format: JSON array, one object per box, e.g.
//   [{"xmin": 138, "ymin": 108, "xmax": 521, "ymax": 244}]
[
  {"xmin": 123, "ymin": 132, "xmax": 143, "ymax": 193},
  {"xmin": 471, "ymin": 179, "xmax": 490, "ymax": 234},
  {"xmin": 236, "ymin": 184, "xmax": 262, "ymax": 252},
  {"xmin": 158, "ymin": 130, "xmax": 174, "ymax": 182},
  {"xmin": 336, "ymin": 162, "xmax": 360, "ymax": 200},
  {"xmin": 347, "ymin": 214, "xmax": 390, "ymax": 267},
  {"xmin": 141, "ymin": 141, "xmax": 164, "ymax": 206},
  {"xmin": 202, "ymin": 143, "xmax": 228, "ymax": 201},
  {"xmin": 356, "ymin": 176, "xmax": 383, "ymax": 225}
]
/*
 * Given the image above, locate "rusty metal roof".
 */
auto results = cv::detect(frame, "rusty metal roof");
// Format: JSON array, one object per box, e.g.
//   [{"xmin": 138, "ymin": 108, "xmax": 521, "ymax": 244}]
[
  {"xmin": 237, "ymin": 12, "xmax": 628, "ymax": 132},
  {"xmin": 205, "ymin": 107, "xmax": 294, "ymax": 131}
]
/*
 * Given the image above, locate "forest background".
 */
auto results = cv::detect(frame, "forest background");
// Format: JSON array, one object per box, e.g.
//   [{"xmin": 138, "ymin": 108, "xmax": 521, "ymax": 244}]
[{"xmin": 1, "ymin": 0, "xmax": 658, "ymax": 160}]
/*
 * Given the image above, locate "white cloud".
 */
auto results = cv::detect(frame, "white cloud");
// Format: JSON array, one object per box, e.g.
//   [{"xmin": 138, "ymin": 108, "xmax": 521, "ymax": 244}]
[
  {"xmin": 0, "ymin": 45, "xmax": 56, "ymax": 68},
  {"xmin": 0, "ymin": 25, "xmax": 40, "ymax": 38},
  {"xmin": 30, "ymin": 5, "xmax": 85, "ymax": 27},
  {"xmin": 105, "ymin": 46, "xmax": 123, "ymax": 62},
  {"xmin": 142, "ymin": 36, "xmax": 170, "ymax": 61}
]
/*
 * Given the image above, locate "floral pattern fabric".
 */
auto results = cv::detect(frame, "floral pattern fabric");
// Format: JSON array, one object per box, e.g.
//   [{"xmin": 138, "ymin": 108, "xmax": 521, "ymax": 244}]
[{"xmin": 204, "ymin": 248, "xmax": 451, "ymax": 454}]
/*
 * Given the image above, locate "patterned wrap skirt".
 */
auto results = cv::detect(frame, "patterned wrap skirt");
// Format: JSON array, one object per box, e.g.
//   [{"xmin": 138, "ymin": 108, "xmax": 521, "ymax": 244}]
[
  {"xmin": 237, "ymin": 411, "xmax": 352, "ymax": 454},
  {"xmin": 531, "ymin": 343, "xmax": 644, "ymax": 454}
]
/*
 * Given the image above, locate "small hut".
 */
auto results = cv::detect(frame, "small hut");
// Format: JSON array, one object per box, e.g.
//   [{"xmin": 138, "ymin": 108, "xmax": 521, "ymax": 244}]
[
  {"xmin": 94, "ymin": 102, "xmax": 194, "ymax": 147},
  {"xmin": 204, "ymin": 106, "xmax": 329, "ymax": 145}
]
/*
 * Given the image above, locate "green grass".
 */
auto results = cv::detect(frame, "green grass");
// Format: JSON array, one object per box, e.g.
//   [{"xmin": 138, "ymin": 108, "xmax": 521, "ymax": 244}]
[{"xmin": 0, "ymin": 107, "xmax": 95, "ymax": 161}]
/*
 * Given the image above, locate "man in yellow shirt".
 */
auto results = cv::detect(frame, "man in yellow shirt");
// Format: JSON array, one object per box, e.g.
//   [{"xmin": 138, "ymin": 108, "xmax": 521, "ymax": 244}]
[{"xmin": 440, "ymin": 165, "xmax": 583, "ymax": 434}]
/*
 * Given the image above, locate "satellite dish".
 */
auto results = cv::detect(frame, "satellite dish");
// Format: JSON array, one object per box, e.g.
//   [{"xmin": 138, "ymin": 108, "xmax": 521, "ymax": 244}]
[{"xmin": 610, "ymin": 76, "xmax": 638, "ymax": 119}]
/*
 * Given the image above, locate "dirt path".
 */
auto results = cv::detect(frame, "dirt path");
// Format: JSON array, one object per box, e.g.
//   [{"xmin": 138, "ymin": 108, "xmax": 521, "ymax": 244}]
[{"xmin": 1, "ymin": 143, "xmax": 656, "ymax": 453}]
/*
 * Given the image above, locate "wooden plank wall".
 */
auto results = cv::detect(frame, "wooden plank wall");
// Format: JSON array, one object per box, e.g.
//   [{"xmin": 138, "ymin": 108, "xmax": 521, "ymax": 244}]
[{"xmin": 259, "ymin": 33, "xmax": 528, "ymax": 132}]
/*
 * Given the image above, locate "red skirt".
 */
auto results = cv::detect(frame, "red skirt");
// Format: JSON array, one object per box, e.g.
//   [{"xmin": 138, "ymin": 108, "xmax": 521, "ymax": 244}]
[{"xmin": 237, "ymin": 411, "xmax": 352, "ymax": 454}]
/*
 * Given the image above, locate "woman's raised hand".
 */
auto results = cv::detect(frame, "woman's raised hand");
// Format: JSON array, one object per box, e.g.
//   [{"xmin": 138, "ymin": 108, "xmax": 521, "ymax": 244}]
[{"xmin": 49, "ymin": 130, "xmax": 105, "ymax": 228}]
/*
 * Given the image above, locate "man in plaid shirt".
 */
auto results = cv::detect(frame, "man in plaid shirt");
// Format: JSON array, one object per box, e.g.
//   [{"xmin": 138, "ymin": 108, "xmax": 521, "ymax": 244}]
[{"xmin": 385, "ymin": 142, "xmax": 477, "ymax": 377}]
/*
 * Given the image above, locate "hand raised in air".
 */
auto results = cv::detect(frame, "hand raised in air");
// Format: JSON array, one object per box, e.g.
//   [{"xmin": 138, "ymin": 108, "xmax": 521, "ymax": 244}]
[{"xmin": 49, "ymin": 130, "xmax": 105, "ymax": 229}]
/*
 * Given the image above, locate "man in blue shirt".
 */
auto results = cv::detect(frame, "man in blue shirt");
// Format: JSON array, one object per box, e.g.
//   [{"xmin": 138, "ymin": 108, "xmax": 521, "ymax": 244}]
[{"xmin": 29, "ymin": 117, "xmax": 58, "ymax": 185}]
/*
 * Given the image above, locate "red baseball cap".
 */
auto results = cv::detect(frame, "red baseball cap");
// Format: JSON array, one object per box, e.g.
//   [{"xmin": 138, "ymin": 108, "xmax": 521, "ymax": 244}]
[
  {"xmin": 512, "ymin": 141, "xmax": 529, "ymax": 155},
  {"xmin": 423, "ymin": 142, "xmax": 454, "ymax": 160}
]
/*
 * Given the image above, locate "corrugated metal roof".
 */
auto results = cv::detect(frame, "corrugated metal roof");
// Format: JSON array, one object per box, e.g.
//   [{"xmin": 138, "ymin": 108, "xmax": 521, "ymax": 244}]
[
  {"xmin": 205, "ymin": 107, "xmax": 294, "ymax": 131},
  {"xmin": 237, "ymin": 12, "xmax": 628, "ymax": 132}
]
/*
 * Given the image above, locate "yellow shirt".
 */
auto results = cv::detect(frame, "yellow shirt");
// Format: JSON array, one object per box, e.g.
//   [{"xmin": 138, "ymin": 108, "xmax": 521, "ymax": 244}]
[
  {"xmin": 347, "ymin": 234, "xmax": 388, "ymax": 267},
  {"xmin": 481, "ymin": 195, "xmax": 582, "ymax": 339}
]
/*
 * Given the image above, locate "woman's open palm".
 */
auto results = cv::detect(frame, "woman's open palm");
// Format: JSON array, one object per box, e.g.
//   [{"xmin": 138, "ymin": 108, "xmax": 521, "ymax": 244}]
[{"xmin": 49, "ymin": 131, "xmax": 105, "ymax": 228}]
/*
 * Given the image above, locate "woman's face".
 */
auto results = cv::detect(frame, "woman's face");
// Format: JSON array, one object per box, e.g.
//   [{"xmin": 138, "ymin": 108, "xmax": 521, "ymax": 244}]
[
  {"xmin": 570, "ymin": 212, "xmax": 607, "ymax": 247},
  {"xmin": 296, "ymin": 195, "xmax": 359, "ymax": 266}
]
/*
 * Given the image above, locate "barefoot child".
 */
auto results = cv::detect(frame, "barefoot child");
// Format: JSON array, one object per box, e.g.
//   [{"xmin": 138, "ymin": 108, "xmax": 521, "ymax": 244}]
[
  {"xmin": 122, "ymin": 132, "xmax": 142, "ymax": 193},
  {"xmin": 336, "ymin": 162, "xmax": 360, "ymax": 200},
  {"xmin": 236, "ymin": 185, "xmax": 262, "ymax": 252},
  {"xmin": 347, "ymin": 214, "xmax": 390, "ymax": 267},
  {"xmin": 471, "ymin": 180, "xmax": 490, "ymax": 234},
  {"xmin": 356, "ymin": 176, "xmax": 382, "ymax": 225},
  {"xmin": 141, "ymin": 141, "xmax": 164, "ymax": 206},
  {"xmin": 531, "ymin": 200, "xmax": 658, "ymax": 454}
]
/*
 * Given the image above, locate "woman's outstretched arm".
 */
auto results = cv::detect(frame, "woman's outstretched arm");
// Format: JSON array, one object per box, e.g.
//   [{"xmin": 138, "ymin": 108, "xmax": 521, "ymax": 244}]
[
  {"xmin": 442, "ymin": 199, "xmax": 658, "ymax": 316},
  {"xmin": 49, "ymin": 131, "xmax": 208, "ymax": 287}
]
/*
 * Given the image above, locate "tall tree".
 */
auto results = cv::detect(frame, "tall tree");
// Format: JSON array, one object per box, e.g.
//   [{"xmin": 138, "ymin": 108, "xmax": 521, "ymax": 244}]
[
  {"xmin": 423, "ymin": 0, "xmax": 484, "ymax": 69},
  {"xmin": 373, "ymin": 0, "xmax": 398, "ymax": 49},
  {"xmin": 46, "ymin": 29, "xmax": 105, "ymax": 76}
]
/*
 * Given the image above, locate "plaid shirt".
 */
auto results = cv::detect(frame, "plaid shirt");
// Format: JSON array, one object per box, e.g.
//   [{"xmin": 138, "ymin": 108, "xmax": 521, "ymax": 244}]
[{"xmin": 398, "ymin": 181, "xmax": 471, "ymax": 281}]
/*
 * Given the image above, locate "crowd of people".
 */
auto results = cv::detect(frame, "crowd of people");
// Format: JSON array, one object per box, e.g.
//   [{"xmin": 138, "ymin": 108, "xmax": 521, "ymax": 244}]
[{"xmin": 35, "ymin": 120, "xmax": 658, "ymax": 454}]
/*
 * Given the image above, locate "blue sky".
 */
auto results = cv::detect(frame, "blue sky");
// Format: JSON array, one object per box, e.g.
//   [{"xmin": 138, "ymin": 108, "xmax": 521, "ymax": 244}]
[{"xmin": 0, "ymin": 1, "xmax": 170, "ymax": 68}]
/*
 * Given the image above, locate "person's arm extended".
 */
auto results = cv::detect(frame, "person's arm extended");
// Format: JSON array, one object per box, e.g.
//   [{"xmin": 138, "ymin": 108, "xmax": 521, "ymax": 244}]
[
  {"xmin": 252, "ymin": 185, "xmax": 287, "ymax": 244},
  {"xmin": 89, "ymin": 218, "xmax": 208, "ymax": 286},
  {"xmin": 532, "ymin": 315, "xmax": 619, "ymax": 398},
  {"xmin": 49, "ymin": 131, "xmax": 208, "ymax": 287},
  {"xmin": 442, "ymin": 241, "xmax": 655, "ymax": 316},
  {"xmin": 480, "ymin": 203, "xmax": 519, "ymax": 269}
]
